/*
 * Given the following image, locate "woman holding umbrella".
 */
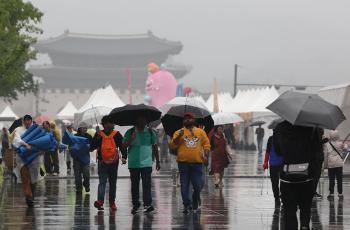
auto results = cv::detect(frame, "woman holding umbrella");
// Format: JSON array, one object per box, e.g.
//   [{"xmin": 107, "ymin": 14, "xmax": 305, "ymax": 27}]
[{"xmin": 210, "ymin": 125, "xmax": 230, "ymax": 188}]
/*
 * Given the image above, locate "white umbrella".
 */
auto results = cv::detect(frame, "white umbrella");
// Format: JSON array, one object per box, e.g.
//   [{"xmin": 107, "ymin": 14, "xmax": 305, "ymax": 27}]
[
  {"xmin": 160, "ymin": 97, "xmax": 209, "ymax": 115},
  {"xmin": 212, "ymin": 112, "xmax": 243, "ymax": 125},
  {"xmin": 79, "ymin": 106, "xmax": 112, "ymax": 126}
]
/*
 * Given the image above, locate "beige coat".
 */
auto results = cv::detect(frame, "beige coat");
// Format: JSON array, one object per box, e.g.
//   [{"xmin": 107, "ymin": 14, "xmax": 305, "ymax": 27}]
[{"xmin": 324, "ymin": 141, "xmax": 344, "ymax": 169}]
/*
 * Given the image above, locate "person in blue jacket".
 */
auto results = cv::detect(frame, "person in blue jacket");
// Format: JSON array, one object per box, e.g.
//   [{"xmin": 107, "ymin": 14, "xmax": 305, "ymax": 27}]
[{"xmin": 263, "ymin": 135, "xmax": 284, "ymax": 207}]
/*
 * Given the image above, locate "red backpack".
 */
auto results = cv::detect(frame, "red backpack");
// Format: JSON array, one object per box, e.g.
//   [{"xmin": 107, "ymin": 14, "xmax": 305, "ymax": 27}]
[{"xmin": 100, "ymin": 130, "xmax": 119, "ymax": 164}]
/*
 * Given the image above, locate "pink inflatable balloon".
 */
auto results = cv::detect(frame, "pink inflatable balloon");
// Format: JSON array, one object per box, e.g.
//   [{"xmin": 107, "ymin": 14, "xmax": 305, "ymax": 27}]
[{"xmin": 145, "ymin": 70, "xmax": 177, "ymax": 108}]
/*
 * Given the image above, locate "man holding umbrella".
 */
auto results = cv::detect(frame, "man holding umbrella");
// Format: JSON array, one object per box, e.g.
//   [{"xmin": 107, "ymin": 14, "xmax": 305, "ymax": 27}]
[
  {"xmin": 123, "ymin": 113, "xmax": 161, "ymax": 214},
  {"xmin": 170, "ymin": 112, "xmax": 211, "ymax": 214}
]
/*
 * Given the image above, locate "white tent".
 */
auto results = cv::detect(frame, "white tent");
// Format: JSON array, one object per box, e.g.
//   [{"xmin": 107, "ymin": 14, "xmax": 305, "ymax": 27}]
[
  {"xmin": 57, "ymin": 101, "xmax": 78, "ymax": 120},
  {"xmin": 226, "ymin": 87, "xmax": 279, "ymax": 113},
  {"xmin": 205, "ymin": 92, "xmax": 235, "ymax": 112},
  {"xmin": 78, "ymin": 85, "xmax": 125, "ymax": 113},
  {"xmin": 318, "ymin": 83, "xmax": 350, "ymax": 140},
  {"xmin": 0, "ymin": 106, "xmax": 18, "ymax": 119}
]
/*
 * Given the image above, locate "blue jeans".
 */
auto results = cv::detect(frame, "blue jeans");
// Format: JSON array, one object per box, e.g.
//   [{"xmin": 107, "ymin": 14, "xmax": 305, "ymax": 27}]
[
  {"xmin": 178, "ymin": 162, "xmax": 204, "ymax": 207},
  {"xmin": 97, "ymin": 161, "xmax": 118, "ymax": 203}
]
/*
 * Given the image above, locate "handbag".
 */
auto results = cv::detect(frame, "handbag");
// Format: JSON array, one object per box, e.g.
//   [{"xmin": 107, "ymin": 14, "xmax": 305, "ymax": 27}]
[
  {"xmin": 283, "ymin": 163, "xmax": 309, "ymax": 180},
  {"xmin": 225, "ymin": 145, "xmax": 233, "ymax": 161}
]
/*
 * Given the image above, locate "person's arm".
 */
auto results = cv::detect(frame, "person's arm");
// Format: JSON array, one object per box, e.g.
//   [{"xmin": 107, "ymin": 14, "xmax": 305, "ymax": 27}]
[
  {"xmin": 169, "ymin": 129, "xmax": 183, "ymax": 150},
  {"xmin": 90, "ymin": 132, "xmax": 101, "ymax": 151},
  {"xmin": 12, "ymin": 128, "xmax": 30, "ymax": 149},
  {"xmin": 123, "ymin": 129, "xmax": 136, "ymax": 149},
  {"xmin": 115, "ymin": 133, "xmax": 127, "ymax": 163},
  {"xmin": 201, "ymin": 131, "xmax": 211, "ymax": 164}
]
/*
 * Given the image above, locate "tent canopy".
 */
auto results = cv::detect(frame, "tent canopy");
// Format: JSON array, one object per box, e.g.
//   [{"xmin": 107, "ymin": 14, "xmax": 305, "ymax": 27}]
[
  {"xmin": 57, "ymin": 101, "xmax": 78, "ymax": 120},
  {"xmin": 205, "ymin": 92, "xmax": 234, "ymax": 113},
  {"xmin": 78, "ymin": 85, "xmax": 125, "ymax": 113},
  {"xmin": 0, "ymin": 106, "xmax": 18, "ymax": 119}
]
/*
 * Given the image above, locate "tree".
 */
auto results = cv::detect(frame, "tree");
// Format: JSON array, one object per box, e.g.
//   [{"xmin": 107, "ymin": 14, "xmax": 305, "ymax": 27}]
[{"xmin": 0, "ymin": 0, "xmax": 43, "ymax": 101}]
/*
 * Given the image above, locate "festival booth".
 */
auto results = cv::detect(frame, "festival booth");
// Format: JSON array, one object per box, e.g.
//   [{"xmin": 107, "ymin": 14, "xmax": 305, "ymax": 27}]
[
  {"xmin": 224, "ymin": 87, "xmax": 280, "ymax": 150},
  {"xmin": 318, "ymin": 83, "xmax": 350, "ymax": 142},
  {"xmin": 57, "ymin": 101, "xmax": 78, "ymax": 121},
  {"xmin": 0, "ymin": 106, "xmax": 18, "ymax": 129}
]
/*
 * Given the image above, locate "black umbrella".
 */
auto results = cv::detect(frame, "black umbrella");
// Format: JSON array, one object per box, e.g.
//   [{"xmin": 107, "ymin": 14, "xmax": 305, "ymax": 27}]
[
  {"xmin": 267, "ymin": 91, "xmax": 346, "ymax": 130},
  {"xmin": 9, "ymin": 118, "xmax": 22, "ymax": 133},
  {"xmin": 249, "ymin": 121, "xmax": 266, "ymax": 127},
  {"xmin": 161, "ymin": 105, "xmax": 214, "ymax": 136},
  {"xmin": 109, "ymin": 104, "xmax": 161, "ymax": 126}
]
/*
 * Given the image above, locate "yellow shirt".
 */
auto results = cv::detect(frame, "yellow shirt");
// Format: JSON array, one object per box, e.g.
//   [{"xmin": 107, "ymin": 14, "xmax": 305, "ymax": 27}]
[{"xmin": 170, "ymin": 127, "xmax": 210, "ymax": 163}]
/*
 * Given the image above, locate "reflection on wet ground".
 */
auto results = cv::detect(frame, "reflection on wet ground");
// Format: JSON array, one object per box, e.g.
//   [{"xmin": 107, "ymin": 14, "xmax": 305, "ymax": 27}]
[{"xmin": 0, "ymin": 175, "xmax": 349, "ymax": 229}]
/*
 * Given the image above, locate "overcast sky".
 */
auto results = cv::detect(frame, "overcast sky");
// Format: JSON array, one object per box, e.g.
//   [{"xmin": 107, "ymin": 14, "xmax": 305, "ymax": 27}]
[{"xmin": 29, "ymin": 0, "xmax": 350, "ymax": 92}]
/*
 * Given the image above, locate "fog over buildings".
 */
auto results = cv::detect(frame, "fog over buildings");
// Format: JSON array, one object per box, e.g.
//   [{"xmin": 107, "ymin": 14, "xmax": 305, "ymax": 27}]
[{"xmin": 29, "ymin": 0, "xmax": 350, "ymax": 92}]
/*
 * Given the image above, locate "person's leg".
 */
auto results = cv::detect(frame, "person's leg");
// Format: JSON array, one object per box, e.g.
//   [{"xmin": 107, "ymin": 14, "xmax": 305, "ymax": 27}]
[
  {"xmin": 335, "ymin": 167, "xmax": 343, "ymax": 195},
  {"xmin": 130, "ymin": 168, "xmax": 141, "ymax": 208},
  {"xmin": 191, "ymin": 164, "xmax": 204, "ymax": 210},
  {"xmin": 313, "ymin": 162, "xmax": 322, "ymax": 195},
  {"xmin": 328, "ymin": 168, "xmax": 336, "ymax": 195},
  {"xmin": 214, "ymin": 173, "xmax": 220, "ymax": 186},
  {"xmin": 66, "ymin": 150, "xmax": 72, "ymax": 173},
  {"xmin": 20, "ymin": 166, "xmax": 33, "ymax": 206},
  {"xmin": 108, "ymin": 163, "xmax": 118, "ymax": 204},
  {"xmin": 52, "ymin": 150, "xmax": 59, "ymax": 174},
  {"xmin": 73, "ymin": 159, "xmax": 83, "ymax": 192},
  {"xmin": 299, "ymin": 181, "xmax": 314, "ymax": 229},
  {"xmin": 141, "ymin": 167, "xmax": 153, "ymax": 207},
  {"xmin": 82, "ymin": 163, "xmax": 90, "ymax": 192},
  {"xmin": 280, "ymin": 182, "xmax": 298, "ymax": 230},
  {"xmin": 44, "ymin": 152, "xmax": 51, "ymax": 174},
  {"xmin": 97, "ymin": 162, "xmax": 108, "ymax": 203},
  {"xmin": 178, "ymin": 162, "xmax": 191, "ymax": 208},
  {"xmin": 269, "ymin": 166, "xmax": 280, "ymax": 202},
  {"xmin": 219, "ymin": 170, "xmax": 224, "ymax": 186}
]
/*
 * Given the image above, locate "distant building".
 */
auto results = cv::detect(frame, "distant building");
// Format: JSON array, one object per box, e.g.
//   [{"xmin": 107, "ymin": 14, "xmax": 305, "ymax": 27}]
[{"xmin": 5, "ymin": 30, "xmax": 190, "ymax": 116}]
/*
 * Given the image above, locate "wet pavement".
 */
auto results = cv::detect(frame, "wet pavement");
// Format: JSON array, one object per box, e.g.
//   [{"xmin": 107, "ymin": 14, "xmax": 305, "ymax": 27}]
[{"xmin": 0, "ymin": 175, "xmax": 349, "ymax": 229}]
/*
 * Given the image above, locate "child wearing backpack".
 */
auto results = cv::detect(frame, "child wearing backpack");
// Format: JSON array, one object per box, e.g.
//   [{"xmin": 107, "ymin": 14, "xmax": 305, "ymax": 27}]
[{"xmin": 90, "ymin": 115, "xmax": 127, "ymax": 211}]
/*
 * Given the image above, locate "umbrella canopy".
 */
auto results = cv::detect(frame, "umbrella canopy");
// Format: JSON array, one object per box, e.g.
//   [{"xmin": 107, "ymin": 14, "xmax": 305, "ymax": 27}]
[
  {"xmin": 161, "ymin": 105, "xmax": 214, "ymax": 136},
  {"xmin": 267, "ymin": 91, "xmax": 346, "ymax": 130},
  {"xmin": 109, "ymin": 104, "xmax": 161, "ymax": 126},
  {"xmin": 78, "ymin": 106, "xmax": 112, "ymax": 126},
  {"xmin": 212, "ymin": 112, "xmax": 243, "ymax": 125},
  {"xmin": 250, "ymin": 121, "xmax": 266, "ymax": 127},
  {"xmin": 9, "ymin": 118, "xmax": 22, "ymax": 133},
  {"xmin": 159, "ymin": 97, "xmax": 209, "ymax": 114}
]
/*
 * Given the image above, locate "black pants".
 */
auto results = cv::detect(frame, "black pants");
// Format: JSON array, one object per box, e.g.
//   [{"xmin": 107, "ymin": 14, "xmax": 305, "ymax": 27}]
[
  {"xmin": 269, "ymin": 166, "xmax": 283, "ymax": 200},
  {"xmin": 328, "ymin": 167, "xmax": 343, "ymax": 194},
  {"xmin": 129, "ymin": 167, "xmax": 152, "ymax": 208},
  {"xmin": 73, "ymin": 158, "xmax": 90, "ymax": 192},
  {"xmin": 280, "ymin": 180, "xmax": 314, "ymax": 230},
  {"xmin": 313, "ymin": 161, "xmax": 323, "ymax": 193}
]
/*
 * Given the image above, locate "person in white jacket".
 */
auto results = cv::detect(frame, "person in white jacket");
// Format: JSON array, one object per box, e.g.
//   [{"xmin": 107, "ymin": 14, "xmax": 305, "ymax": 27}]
[
  {"xmin": 324, "ymin": 130, "xmax": 347, "ymax": 199},
  {"xmin": 12, "ymin": 115, "xmax": 41, "ymax": 207}
]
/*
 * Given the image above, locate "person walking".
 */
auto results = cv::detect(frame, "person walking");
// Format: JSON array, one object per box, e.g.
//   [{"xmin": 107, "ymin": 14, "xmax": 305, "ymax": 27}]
[
  {"xmin": 50, "ymin": 122, "xmax": 61, "ymax": 176},
  {"xmin": 1, "ymin": 127, "xmax": 9, "ymax": 159},
  {"xmin": 263, "ymin": 135, "xmax": 284, "ymax": 206},
  {"xmin": 12, "ymin": 115, "xmax": 41, "ymax": 207},
  {"xmin": 255, "ymin": 125, "xmax": 265, "ymax": 153},
  {"xmin": 91, "ymin": 116, "xmax": 126, "ymax": 211},
  {"xmin": 313, "ymin": 128, "xmax": 328, "ymax": 199},
  {"xmin": 123, "ymin": 114, "xmax": 160, "ymax": 214},
  {"xmin": 210, "ymin": 125, "xmax": 229, "ymax": 188},
  {"xmin": 73, "ymin": 122, "xmax": 92, "ymax": 194},
  {"xmin": 42, "ymin": 121, "xmax": 56, "ymax": 176},
  {"xmin": 65, "ymin": 124, "xmax": 75, "ymax": 175},
  {"xmin": 273, "ymin": 121, "xmax": 319, "ymax": 230},
  {"xmin": 170, "ymin": 112, "xmax": 210, "ymax": 214},
  {"xmin": 324, "ymin": 130, "xmax": 346, "ymax": 200}
]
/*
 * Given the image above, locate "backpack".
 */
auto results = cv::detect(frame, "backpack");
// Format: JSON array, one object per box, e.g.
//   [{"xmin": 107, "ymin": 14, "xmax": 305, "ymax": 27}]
[{"xmin": 100, "ymin": 130, "xmax": 118, "ymax": 164}]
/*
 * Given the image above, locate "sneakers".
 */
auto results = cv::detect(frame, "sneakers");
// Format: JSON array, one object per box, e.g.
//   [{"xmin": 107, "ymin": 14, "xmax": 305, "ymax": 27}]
[
  {"xmin": 52, "ymin": 172, "xmax": 59, "ymax": 176},
  {"xmin": 94, "ymin": 200, "xmax": 104, "ymax": 211},
  {"xmin": 109, "ymin": 202, "xmax": 117, "ymax": 211},
  {"xmin": 183, "ymin": 206, "xmax": 192, "ymax": 215},
  {"xmin": 314, "ymin": 192, "xmax": 323, "ymax": 199},
  {"xmin": 26, "ymin": 198, "xmax": 34, "ymax": 208},
  {"xmin": 338, "ymin": 194, "xmax": 344, "ymax": 199},
  {"xmin": 144, "ymin": 205, "xmax": 155, "ymax": 213},
  {"xmin": 67, "ymin": 169, "xmax": 71, "ymax": 175},
  {"xmin": 131, "ymin": 206, "xmax": 140, "ymax": 215},
  {"xmin": 327, "ymin": 194, "xmax": 335, "ymax": 200},
  {"xmin": 84, "ymin": 186, "xmax": 90, "ymax": 193}
]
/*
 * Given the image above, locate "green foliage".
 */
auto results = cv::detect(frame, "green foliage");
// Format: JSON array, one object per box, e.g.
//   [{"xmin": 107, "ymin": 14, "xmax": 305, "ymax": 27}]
[{"xmin": 0, "ymin": 0, "xmax": 43, "ymax": 101}]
